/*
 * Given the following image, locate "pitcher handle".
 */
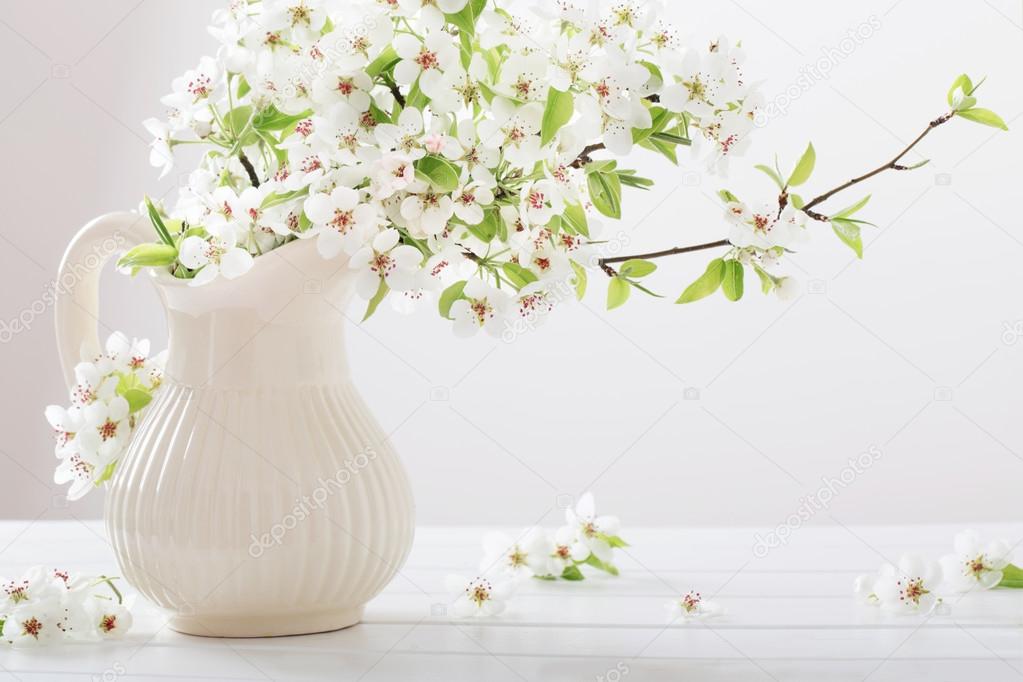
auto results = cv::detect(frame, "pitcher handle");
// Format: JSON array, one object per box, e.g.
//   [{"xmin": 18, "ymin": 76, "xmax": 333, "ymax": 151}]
[{"xmin": 54, "ymin": 212, "xmax": 154, "ymax": 391}]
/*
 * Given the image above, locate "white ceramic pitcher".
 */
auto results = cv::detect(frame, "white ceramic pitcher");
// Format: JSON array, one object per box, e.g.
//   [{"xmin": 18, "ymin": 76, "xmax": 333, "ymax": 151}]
[{"xmin": 55, "ymin": 212, "xmax": 415, "ymax": 637}]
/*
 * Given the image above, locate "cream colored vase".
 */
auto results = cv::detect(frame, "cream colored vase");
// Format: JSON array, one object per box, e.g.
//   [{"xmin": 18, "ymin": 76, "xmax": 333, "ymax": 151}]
[{"xmin": 54, "ymin": 212, "xmax": 416, "ymax": 637}]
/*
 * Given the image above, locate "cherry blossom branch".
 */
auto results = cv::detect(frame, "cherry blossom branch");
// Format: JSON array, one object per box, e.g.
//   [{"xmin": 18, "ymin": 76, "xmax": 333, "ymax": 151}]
[{"xmin": 596, "ymin": 110, "xmax": 957, "ymax": 277}]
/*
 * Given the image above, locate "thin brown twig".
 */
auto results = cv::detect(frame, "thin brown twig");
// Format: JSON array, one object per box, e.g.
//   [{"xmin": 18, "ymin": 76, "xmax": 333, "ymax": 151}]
[
  {"xmin": 239, "ymin": 153, "xmax": 261, "ymax": 188},
  {"xmin": 802, "ymin": 112, "xmax": 953, "ymax": 211},
  {"xmin": 594, "ymin": 110, "xmax": 957, "ymax": 277}
]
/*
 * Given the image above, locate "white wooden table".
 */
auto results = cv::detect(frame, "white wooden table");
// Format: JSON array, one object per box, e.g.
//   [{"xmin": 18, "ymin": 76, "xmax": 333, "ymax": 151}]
[{"xmin": 2, "ymin": 522, "xmax": 1022, "ymax": 681}]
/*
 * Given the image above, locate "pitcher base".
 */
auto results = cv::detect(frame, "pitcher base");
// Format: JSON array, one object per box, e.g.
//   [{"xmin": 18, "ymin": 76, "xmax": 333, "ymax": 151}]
[{"xmin": 168, "ymin": 606, "xmax": 364, "ymax": 638}]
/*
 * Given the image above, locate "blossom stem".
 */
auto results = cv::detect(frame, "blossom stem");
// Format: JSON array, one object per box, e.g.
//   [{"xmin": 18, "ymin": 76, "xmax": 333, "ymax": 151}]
[
  {"xmin": 802, "ymin": 112, "xmax": 954, "ymax": 212},
  {"xmin": 570, "ymin": 143, "xmax": 606, "ymax": 168},
  {"xmin": 594, "ymin": 111, "xmax": 957, "ymax": 277},
  {"xmin": 239, "ymin": 153, "xmax": 261, "ymax": 188}
]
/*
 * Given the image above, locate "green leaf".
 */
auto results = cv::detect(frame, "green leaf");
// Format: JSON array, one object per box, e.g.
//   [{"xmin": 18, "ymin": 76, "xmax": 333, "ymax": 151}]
[
  {"xmin": 606, "ymin": 276, "xmax": 631, "ymax": 310},
  {"xmin": 236, "ymin": 76, "xmax": 251, "ymax": 99},
  {"xmin": 947, "ymin": 74, "xmax": 973, "ymax": 106},
  {"xmin": 560, "ymin": 564, "xmax": 585, "ymax": 581},
  {"xmin": 562, "ymin": 203, "xmax": 589, "ymax": 238},
  {"xmin": 596, "ymin": 533, "xmax": 630, "ymax": 548},
  {"xmin": 640, "ymin": 136, "xmax": 678, "ymax": 164},
  {"xmin": 832, "ymin": 219, "xmax": 864, "ymax": 258},
  {"xmin": 718, "ymin": 189, "xmax": 739, "ymax": 203},
  {"xmin": 998, "ymin": 563, "xmax": 1023, "ymax": 588},
  {"xmin": 569, "ymin": 260, "xmax": 587, "ymax": 300},
  {"xmin": 362, "ymin": 278, "xmax": 390, "ymax": 322},
  {"xmin": 439, "ymin": 281, "xmax": 467, "ymax": 320},
  {"xmin": 415, "ymin": 155, "xmax": 461, "ymax": 192},
  {"xmin": 787, "ymin": 142, "xmax": 816, "ymax": 187},
  {"xmin": 620, "ymin": 259, "xmax": 657, "ymax": 278},
  {"xmin": 583, "ymin": 553, "xmax": 619, "ymax": 576},
  {"xmin": 650, "ymin": 131, "xmax": 691, "ymax": 146},
  {"xmin": 587, "ymin": 170, "xmax": 622, "ymax": 219},
  {"xmin": 721, "ymin": 260, "xmax": 745, "ymax": 302},
  {"xmin": 676, "ymin": 258, "xmax": 725, "ymax": 304},
  {"xmin": 225, "ymin": 105, "xmax": 253, "ymax": 137},
  {"xmin": 117, "ymin": 243, "xmax": 178, "ymax": 269},
  {"xmin": 502, "ymin": 262, "xmax": 538, "ymax": 290},
  {"xmin": 445, "ymin": 0, "xmax": 486, "ymax": 35},
  {"xmin": 754, "ymin": 264, "xmax": 775, "ymax": 294},
  {"xmin": 627, "ymin": 279, "xmax": 664, "ymax": 298},
  {"xmin": 617, "ymin": 172, "xmax": 654, "ymax": 190},
  {"xmin": 956, "ymin": 108, "xmax": 1009, "ymax": 131},
  {"xmin": 834, "ymin": 195, "xmax": 871, "ymax": 220},
  {"xmin": 366, "ymin": 46, "xmax": 398, "ymax": 79},
  {"xmin": 755, "ymin": 164, "xmax": 785, "ymax": 190},
  {"xmin": 632, "ymin": 106, "xmax": 672, "ymax": 144},
  {"xmin": 540, "ymin": 88, "xmax": 574, "ymax": 145},
  {"xmin": 93, "ymin": 462, "xmax": 117, "ymax": 486},
  {"xmin": 254, "ymin": 105, "xmax": 312, "ymax": 132},
  {"xmin": 471, "ymin": 207, "xmax": 502, "ymax": 243},
  {"xmin": 121, "ymin": 388, "xmax": 152, "ymax": 414},
  {"xmin": 144, "ymin": 196, "xmax": 175, "ymax": 247}
]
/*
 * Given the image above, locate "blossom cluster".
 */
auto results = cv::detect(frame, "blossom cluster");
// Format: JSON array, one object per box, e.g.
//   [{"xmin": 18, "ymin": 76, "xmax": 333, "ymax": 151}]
[
  {"xmin": 128, "ymin": 0, "xmax": 776, "ymax": 335},
  {"xmin": 45, "ymin": 333, "xmax": 165, "ymax": 501},
  {"xmin": 446, "ymin": 492, "xmax": 625, "ymax": 617},
  {"xmin": 1, "ymin": 567, "xmax": 132, "ymax": 646},
  {"xmin": 854, "ymin": 530, "xmax": 1019, "ymax": 615}
]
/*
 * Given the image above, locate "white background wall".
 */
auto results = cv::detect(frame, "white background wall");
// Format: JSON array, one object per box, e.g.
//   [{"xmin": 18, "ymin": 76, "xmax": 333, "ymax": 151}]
[{"xmin": 0, "ymin": 0, "xmax": 1020, "ymax": 531}]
